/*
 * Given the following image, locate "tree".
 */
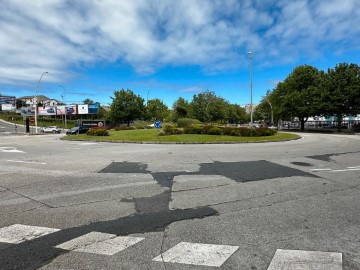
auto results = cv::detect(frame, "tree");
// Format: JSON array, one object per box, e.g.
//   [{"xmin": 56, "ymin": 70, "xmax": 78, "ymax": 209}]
[
  {"xmin": 146, "ymin": 99, "xmax": 170, "ymax": 121},
  {"xmin": 83, "ymin": 98, "xmax": 94, "ymax": 104},
  {"xmin": 272, "ymin": 65, "xmax": 321, "ymax": 130},
  {"xmin": 109, "ymin": 89, "xmax": 145, "ymax": 126},
  {"xmin": 225, "ymin": 104, "xmax": 248, "ymax": 124},
  {"xmin": 190, "ymin": 90, "xmax": 227, "ymax": 122},
  {"xmin": 319, "ymin": 63, "xmax": 360, "ymax": 132},
  {"xmin": 172, "ymin": 97, "xmax": 190, "ymax": 121}
]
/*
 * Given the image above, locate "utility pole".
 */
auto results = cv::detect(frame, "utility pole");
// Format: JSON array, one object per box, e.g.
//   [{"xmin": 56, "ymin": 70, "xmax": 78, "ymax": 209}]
[
  {"xmin": 34, "ymin": 72, "xmax": 48, "ymax": 133},
  {"xmin": 248, "ymin": 48, "xmax": 253, "ymax": 126}
]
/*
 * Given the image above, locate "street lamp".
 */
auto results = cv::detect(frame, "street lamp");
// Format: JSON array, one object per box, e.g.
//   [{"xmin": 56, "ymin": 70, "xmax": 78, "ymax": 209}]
[
  {"xmin": 58, "ymin": 85, "xmax": 67, "ymax": 129},
  {"xmin": 248, "ymin": 47, "xmax": 253, "ymax": 126},
  {"xmin": 266, "ymin": 99, "xmax": 274, "ymax": 126},
  {"xmin": 34, "ymin": 71, "xmax": 48, "ymax": 133}
]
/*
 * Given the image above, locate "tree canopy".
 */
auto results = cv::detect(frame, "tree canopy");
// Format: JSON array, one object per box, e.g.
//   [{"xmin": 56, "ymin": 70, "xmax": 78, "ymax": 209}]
[{"xmin": 109, "ymin": 89, "xmax": 145, "ymax": 126}]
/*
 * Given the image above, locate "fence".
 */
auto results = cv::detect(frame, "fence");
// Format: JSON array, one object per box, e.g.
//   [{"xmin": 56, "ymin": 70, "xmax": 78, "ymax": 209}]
[{"xmin": 279, "ymin": 120, "xmax": 360, "ymax": 132}]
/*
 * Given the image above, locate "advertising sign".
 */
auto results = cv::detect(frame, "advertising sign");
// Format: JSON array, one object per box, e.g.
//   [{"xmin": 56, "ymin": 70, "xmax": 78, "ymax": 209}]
[
  {"xmin": 1, "ymin": 104, "xmax": 15, "ymax": 111},
  {"xmin": 56, "ymin": 105, "xmax": 76, "ymax": 115},
  {"xmin": 0, "ymin": 96, "xmax": 16, "ymax": 105},
  {"xmin": 78, "ymin": 104, "xmax": 89, "ymax": 114},
  {"xmin": 88, "ymin": 103, "xmax": 99, "ymax": 114},
  {"xmin": 20, "ymin": 106, "xmax": 35, "ymax": 116},
  {"xmin": 38, "ymin": 106, "xmax": 57, "ymax": 116}
]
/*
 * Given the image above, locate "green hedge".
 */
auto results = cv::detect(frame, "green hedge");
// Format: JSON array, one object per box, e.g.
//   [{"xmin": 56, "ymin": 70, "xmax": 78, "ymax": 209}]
[
  {"xmin": 87, "ymin": 128, "xmax": 109, "ymax": 136},
  {"xmin": 177, "ymin": 118, "xmax": 201, "ymax": 128},
  {"xmin": 163, "ymin": 125, "xmax": 183, "ymax": 135},
  {"xmin": 182, "ymin": 124, "xmax": 277, "ymax": 137}
]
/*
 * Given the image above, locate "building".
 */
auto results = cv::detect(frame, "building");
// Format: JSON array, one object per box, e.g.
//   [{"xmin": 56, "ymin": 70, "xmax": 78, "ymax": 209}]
[
  {"xmin": 244, "ymin": 104, "xmax": 257, "ymax": 114},
  {"xmin": 18, "ymin": 95, "xmax": 59, "ymax": 107}
]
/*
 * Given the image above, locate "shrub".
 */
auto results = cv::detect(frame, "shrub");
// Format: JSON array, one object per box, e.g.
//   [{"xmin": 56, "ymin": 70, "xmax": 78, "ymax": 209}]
[
  {"xmin": 163, "ymin": 125, "xmax": 183, "ymax": 135},
  {"xmin": 87, "ymin": 128, "xmax": 109, "ymax": 136},
  {"xmin": 177, "ymin": 118, "xmax": 201, "ymax": 128},
  {"xmin": 183, "ymin": 125, "xmax": 203, "ymax": 134},
  {"xmin": 114, "ymin": 126, "xmax": 136, "ymax": 131},
  {"xmin": 207, "ymin": 127, "xmax": 223, "ymax": 135},
  {"xmin": 238, "ymin": 127, "xmax": 255, "ymax": 137},
  {"xmin": 158, "ymin": 131, "xmax": 165, "ymax": 136},
  {"xmin": 256, "ymin": 127, "xmax": 277, "ymax": 136},
  {"xmin": 221, "ymin": 126, "xmax": 237, "ymax": 136},
  {"xmin": 202, "ymin": 124, "xmax": 214, "ymax": 134}
]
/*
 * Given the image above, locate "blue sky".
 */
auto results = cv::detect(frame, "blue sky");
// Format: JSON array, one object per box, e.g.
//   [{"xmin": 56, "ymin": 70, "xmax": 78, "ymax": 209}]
[{"xmin": 0, "ymin": 0, "xmax": 359, "ymax": 107}]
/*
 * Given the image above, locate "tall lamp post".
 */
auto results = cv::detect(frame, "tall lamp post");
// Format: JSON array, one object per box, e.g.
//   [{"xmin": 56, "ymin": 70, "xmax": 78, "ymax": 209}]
[
  {"xmin": 58, "ymin": 85, "xmax": 67, "ymax": 129},
  {"xmin": 266, "ymin": 99, "xmax": 274, "ymax": 126},
  {"xmin": 34, "ymin": 71, "xmax": 48, "ymax": 133},
  {"xmin": 248, "ymin": 47, "xmax": 253, "ymax": 126}
]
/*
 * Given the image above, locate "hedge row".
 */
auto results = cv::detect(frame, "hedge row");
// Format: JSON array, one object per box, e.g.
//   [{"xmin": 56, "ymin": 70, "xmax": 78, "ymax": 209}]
[
  {"xmin": 161, "ymin": 124, "xmax": 277, "ymax": 137},
  {"xmin": 87, "ymin": 128, "xmax": 109, "ymax": 136}
]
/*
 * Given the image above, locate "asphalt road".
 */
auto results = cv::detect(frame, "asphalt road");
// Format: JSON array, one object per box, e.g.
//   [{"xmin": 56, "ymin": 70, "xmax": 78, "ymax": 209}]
[{"xmin": 0, "ymin": 128, "xmax": 359, "ymax": 269}]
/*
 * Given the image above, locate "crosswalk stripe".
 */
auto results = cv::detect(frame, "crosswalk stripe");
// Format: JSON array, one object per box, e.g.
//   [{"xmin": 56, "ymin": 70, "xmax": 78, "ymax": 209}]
[
  {"xmin": 152, "ymin": 242, "xmax": 239, "ymax": 267},
  {"xmin": 0, "ymin": 224, "xmax": 60, "ymax": 244},
  {"xmin": 267, "ymin": 249, "xmax": 343, "ymax": 270},
  {"xmin": 56, "ymin": 232, "xmax": 144, "ymax": 256}
]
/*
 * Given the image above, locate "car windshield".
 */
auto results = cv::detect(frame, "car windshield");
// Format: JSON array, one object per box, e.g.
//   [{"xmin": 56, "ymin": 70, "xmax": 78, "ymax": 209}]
[{"xmin": 69, "ymin": 127, "xmax": 78, "ymax": 131}]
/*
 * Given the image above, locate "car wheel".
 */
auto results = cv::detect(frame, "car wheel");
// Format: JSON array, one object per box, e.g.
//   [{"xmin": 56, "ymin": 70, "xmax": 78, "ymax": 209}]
[{"xmin": 52, "ymin": 130, "xmax": 56, "ymax": 133}]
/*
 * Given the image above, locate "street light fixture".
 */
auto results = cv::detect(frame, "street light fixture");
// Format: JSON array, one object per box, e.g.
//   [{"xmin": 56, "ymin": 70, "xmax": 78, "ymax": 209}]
[
  {"xmin": 266, "ymin": 99, "xmax": 274, "ymax": 126},
  {"xmin": 58, "ymin": 85, "xmax": 67, "ymax": 129},
  {"xmin": 248, "ymin": 47, "xmax": 253, "ymax": 126},
  {"xmin": 34, "ymin": 71, "xmax": 48, "ymax": 133}
]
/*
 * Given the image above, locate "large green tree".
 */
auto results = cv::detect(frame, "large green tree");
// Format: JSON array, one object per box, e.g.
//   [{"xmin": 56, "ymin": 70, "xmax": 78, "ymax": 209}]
[
  {"xmin": 172, "ymin": 97, "xmax": 191, "ymax": 121},
  {"xmin": 146, "ymin": 98, "xmax": 170, "ymax": 121},
  {"xmin": 272, "ymin": 65, "xmax": 321, "ymax": 130},
  {"xmin": 225, "ymin": 104, "xmax": 248, "ymax": 124},
  {"xmin": 109, "ymin": 89, "xmax": 145, "ymax": 126},
  {"xmin": 190, "ymin": 90, "xmax": 228, "ymax": 122},
  {"xmin": 319, "ymin": 63, "xmax": 360, "ymax": 132}
]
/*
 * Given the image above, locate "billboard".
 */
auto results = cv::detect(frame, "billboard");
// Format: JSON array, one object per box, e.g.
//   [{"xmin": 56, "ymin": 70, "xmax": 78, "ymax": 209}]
[
  {"xmin": 1, "ymin": 104, "xmax": 16, "ymax": 111},
  {"xmin": 0, "ymin": 96, "xmax": 16, "ymax": 105},
  {"xmin": 88, "ymin": 103, "xmax": 99, "ymax": 114},
  {"xmin": 56, "ymin": 105, "xmax": 77, "ymax": 115},
  {"xmin": 20, "ymin": 106, "xmax": 35, "ymax": 116},
  {"xmin": 38, "ymin": 106, "xmax": 57, "ymax": 116},
  {"xmin": 78, "ymin": 104, "xmax": 89, "ymax": 114}
]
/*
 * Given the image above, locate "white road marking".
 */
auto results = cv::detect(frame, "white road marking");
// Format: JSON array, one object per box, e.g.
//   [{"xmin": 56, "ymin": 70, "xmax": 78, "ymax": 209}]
[
  {"xmin": 267, "ymin": 249, "xmax": 342, "ymax": 270},
  {"xmin": 310, "ymin": 168, "xmax": 332, "ymax": 172},
  {"xmin": 56, "ymin": 232, "xmax": 144, "ymax": 256},
  {"xmin": 69, "ymin": 142, "xmax": 98, "ymax": 146},
  {"xmin": 0, "ymin": 224, "xmax": 60, "ymax": 244},
  {"xmin": 152, "ymin": 242, "xmax": 239, "ymax": 267},
  {"xmin": 332, "ymin": 168, "xmax": 360, "ymax": 172},
  {"xmin": 0, "ymin": 147, "xmax": 25, "ymax": 153},
  {"xmin": 6, "ymin": 160, "xmax": 47, "ymax": 165},
  {"xmin": 347, "ymin": 166, "xmax": 360, "ymax": 169}
]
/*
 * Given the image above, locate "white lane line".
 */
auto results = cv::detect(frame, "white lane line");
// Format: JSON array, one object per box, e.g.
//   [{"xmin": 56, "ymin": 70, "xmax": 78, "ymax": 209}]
[
  {"xmin": 0, "ymin": 147, "xmax": 25, "ymax": 153},
  {"xmin": 347, "ymin": 166, "xmax": 360, "ymax": 169},
  {"xmin": 310, "ymin": 168, "xmax": 332, "ymax": 172},
  {"xmin": 153, "ymin": 242, "xmax": 239, "ymax": 267},
  {"xmin": 6, "ymin": 160, "xmax": 47, "ymax": 165},
  {"xmin": 332, "ymin": 168, "xmax": 360, "ymax": 172},
  {"xmin": 267, "ymin": 249, "xmax": 342, "ymax": 270}
]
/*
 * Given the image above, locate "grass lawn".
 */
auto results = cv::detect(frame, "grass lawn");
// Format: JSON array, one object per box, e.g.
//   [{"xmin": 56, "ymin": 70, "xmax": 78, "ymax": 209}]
[{"xmin": 61, "ymin": 129, "xmax": 300, "ymax": 143}]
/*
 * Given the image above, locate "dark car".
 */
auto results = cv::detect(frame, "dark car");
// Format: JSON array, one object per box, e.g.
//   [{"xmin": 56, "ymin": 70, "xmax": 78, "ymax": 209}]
[{"xmin": 66, "ymin": 126, "xmax": 88, "ymax": 135}]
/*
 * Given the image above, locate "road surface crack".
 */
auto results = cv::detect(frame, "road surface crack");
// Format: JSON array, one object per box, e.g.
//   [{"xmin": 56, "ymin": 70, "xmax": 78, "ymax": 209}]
[{"xmin": 2, "ymin": 187, "xmax": 54, "ymax": 209}]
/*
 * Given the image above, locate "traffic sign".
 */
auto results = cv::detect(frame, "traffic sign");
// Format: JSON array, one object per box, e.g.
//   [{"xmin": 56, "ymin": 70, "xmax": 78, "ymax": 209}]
[{"xmin": 154, "ymin": 121, "xmax": 161, "ymax": 128}]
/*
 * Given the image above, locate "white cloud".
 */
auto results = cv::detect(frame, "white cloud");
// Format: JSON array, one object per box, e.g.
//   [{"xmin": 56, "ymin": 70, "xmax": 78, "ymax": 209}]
[{"xmin": 0, "ymin": 0, "xmax": 359, "ymax": 85}]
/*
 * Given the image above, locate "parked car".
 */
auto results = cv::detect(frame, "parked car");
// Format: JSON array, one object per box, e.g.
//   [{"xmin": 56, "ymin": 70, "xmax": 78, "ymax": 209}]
[
  {"xmin": 66, "ymin": 126, "xmax": 88, "ymax": 135},
  {"xmin": 40, "ymin": 126, "xmax": 62, "ymax": 133}
]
